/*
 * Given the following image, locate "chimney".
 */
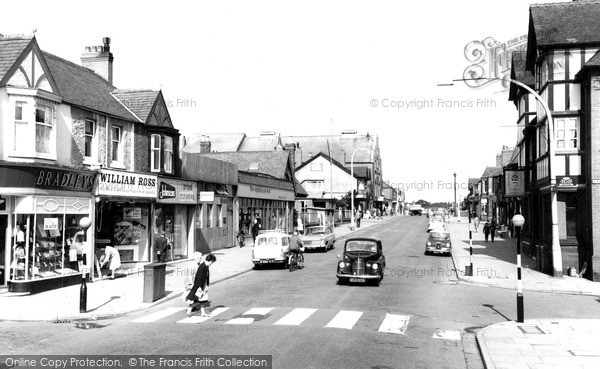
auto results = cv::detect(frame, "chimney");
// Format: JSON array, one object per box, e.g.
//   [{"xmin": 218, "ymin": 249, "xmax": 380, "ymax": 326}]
[
  {"xmin": 81, "ymin": 37, "xmax": 114, "ymax": 84},
  {"xmin": 199, "ymin": 135, "xmax": 211, "ymax": 153}
]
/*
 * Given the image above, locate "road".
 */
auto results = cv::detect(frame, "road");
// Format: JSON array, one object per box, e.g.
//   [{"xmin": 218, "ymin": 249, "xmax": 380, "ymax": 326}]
[{"xmin": 3, "ymin": 216, "xmax": 600, "ymax": 369}]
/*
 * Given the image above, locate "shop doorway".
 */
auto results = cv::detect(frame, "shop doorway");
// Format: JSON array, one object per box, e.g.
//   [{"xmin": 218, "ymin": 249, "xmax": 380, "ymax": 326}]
[{"xmin": 0, "ymin": 215, "xmax": 7, "ymax": 285}]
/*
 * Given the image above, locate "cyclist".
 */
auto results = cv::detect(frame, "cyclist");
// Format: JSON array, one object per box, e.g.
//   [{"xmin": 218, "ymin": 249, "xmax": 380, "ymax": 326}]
[{"xmin": 289, "ymin": 230, "xmax": 304, "ymax": 267}]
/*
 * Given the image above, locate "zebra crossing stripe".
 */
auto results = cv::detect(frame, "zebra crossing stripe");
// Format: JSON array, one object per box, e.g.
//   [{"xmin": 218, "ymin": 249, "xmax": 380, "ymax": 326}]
[
  {"xmin": 132, "ymin": 307, "xmax": 185, "ymax": 323},
  {"xmin": 177, "ymin": 307, "xmax": 230, "ymax": 324},
  {"xmin": 325, "ymin": 310, "xmax": 363, "ymax": 330},
  {"xmin": 377, "ymin": 314, "xmax": 410, "ymax": 335},
  {"xmin": 225, "ymin": 307, "xmax": 274, "ymax": 325},
  {"xmin": 274, "ymin": 308, "xmax": 317, "ymax": 326}
]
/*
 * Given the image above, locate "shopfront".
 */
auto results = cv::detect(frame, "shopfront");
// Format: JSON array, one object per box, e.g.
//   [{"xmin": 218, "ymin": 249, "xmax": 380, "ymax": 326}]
[
  {"xmin": 155, "ymin": 177, "xmax": 197, "ymax": 261},
  {"xmin": 95, "ymin": 169, "xmax": 157, "ymax": 265},
  {"xmin": 237, "ymin": 177, "xmax": 295, "ymax": 234},
  {"xmin": 0, "ymin": 164, "xmax": 96, "ymax": 292}
]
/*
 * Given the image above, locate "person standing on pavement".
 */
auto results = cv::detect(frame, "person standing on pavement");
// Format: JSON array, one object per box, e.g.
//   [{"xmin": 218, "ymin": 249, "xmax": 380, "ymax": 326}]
[
  {"xmin": 154, "ymin": 230, "xmax": 171, "ymax": 262},
  {"xmin": 483, "ymin": 222, "xmax": 490, "ymax": 242},
  {"xmin": 251, "ymin": 219, "xmax": 261, "ymax": 246},
  {"xmin": 355, "ymin": 210, "xmax": 363, "ymax": 228},
  {"xmin": 473, "ymin": 215, "xmax": 480, "ymax": 233},
  {"xmin": 186, "ymin": 253, "xmax": 216, "ymax": 317},
  {"xmin": 98, "ymin": 245, "xmax": 121, "ymax": 279},
  {"xmin": 490, "ymin": 220, "xmax": 497, "ymax": 242}
]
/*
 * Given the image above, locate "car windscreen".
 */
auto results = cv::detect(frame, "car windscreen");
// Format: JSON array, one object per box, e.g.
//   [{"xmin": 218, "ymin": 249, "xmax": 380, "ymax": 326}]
[
  {"xmin": 346, "ymin": 241, "xmax": 377, "ymax": 252},
  {"xmin": 429, "ymin": 232, "xmax": 449, "ymax": 239},
  {"xmin": 305, "ymin": 227, "xmax": 326, "ymax": 235}
]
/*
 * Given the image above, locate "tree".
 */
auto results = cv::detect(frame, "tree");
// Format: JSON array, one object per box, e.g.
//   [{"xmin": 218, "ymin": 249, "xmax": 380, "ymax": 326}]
[
  {"xmin": 415, "ymin": 199, "xmax": 431, "ymax": 208},
  {"xmin": 333, "ymin": 191, "xmax": 352, "ymax": 209}
]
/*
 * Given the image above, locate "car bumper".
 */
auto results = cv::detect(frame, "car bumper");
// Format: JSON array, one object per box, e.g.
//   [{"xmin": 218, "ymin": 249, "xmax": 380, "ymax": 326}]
[
  {"xmin": 304, "ymin": 244, "xmax": 326, "ymax": 250},
  {"xmin": 252, "ymin": 258, "xmax": 286, "ymax": 264},
  {"xmin": 336, "ymin": 273, "xmax": 380, "ymax": 280},
  {"xmin": 426, "ymin": 246, "xmax": 451, "ymax": 254}
]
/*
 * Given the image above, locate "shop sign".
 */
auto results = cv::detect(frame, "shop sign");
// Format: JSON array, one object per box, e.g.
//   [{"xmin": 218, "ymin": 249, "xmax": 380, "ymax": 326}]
[
  {"xmin": 558, "ymin": 176, "xmax": 577, "ymax": 188},
  {"xmin": 157, "ymin": 178, "xmax": 198, "ymax": 204},
  {"xmin": 0, "ymin": 165, "xmax": 96, "ymax": 192},
  {"xmin": 44, "ymin": 218, "xmax": 59, "ymax": 230},
  {"xmin": 199, "ymin": 191, "xmax": 215, "ymax": 202},
  {"xmin": 237, "ymin": 183, "xmax": 295, "ymax": 201},
  {"xmin": 97, "ymin": 170, "xmax": 157, "ymax": 198},
  {"xmin": 504, "ymin": 170, "xmax": 525, "ymax": 197}
]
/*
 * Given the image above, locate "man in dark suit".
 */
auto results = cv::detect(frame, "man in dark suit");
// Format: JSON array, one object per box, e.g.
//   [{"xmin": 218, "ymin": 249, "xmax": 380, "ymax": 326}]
[{"xmin": 155, "ymin": 230, "xmax": 170, "ymax": 262}]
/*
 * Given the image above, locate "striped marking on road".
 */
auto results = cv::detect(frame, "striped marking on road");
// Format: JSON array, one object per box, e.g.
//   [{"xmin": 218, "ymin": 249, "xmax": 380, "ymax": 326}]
[
  {"xmin": 132, "ymin": 307, "xmax": 185, "ymax": 323},
  {"xmin": 177, "ymin": 307, "xmax": 230, "ymax": 324},
  {"xmin": 225, "ymin": 307, "xmax": 274, "ymax": 325},
  {"xmin": 432, "ymin": 330, "xmax": 461, "ymax": 340},
  {"xmin": 325, "ymin": 310, "xmax": 363, "ymax": 330},
  {"xmin": 273, "ymin": 308, "xmax": 317, "ymax": 326},
  {"xmin": 377, "ymin": 314, "xmax": 411, "ymax": 335}
]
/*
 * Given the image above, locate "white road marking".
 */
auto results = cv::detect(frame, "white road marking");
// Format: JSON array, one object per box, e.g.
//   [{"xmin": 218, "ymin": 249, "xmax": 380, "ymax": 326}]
[
  {"xmin": 432, "ymin": 330, "xmax": 461, "ymax": 340},
  {"xmin": 225, "ymin": 318, "xmax": 255, "ymax": 325},
  {"xmin": 274, "ymin": 308, "xmax": 317, "ymax": 326},
  {"xmin": 177, "ymin": 307, "xmax": 230, "ymax": 324},
  {"xmin": 225, "ymin": 307, "xmax": 274, "ymax": 325},
  {"xmin": 243, "ymin": 307, "xmax": 274, "ymax": 316},
  {"xmin": 377, "ymin": 314, "xmax": 411, "ymax": 335},
  {"xmin": 132, "ymin": 307, "xmax": 185, "ymax": 323},
  {"xmin": 325, "ymin": 310, "xmax": 363, "ymax": 330}
]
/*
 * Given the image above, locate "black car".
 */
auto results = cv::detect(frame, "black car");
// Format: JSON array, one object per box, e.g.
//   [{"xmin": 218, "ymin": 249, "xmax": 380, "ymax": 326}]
[{"xmin": 336, "ymin": 237, "xmax": 385, "ymax": 286}]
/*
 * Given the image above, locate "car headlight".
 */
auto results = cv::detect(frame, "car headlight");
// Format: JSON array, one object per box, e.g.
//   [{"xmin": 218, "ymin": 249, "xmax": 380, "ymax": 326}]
[
  {"xmin": 446, "ymin": 243, "xmax": 451, "ymax": 247},
  {"xmin": 339, "ymin": 262, "xmax": 346, "ymax": 268},
  {"xmin": 372, "ymin": 263, "xmax": 379, "ymax": 270},
  {"xmin": 427, "ymin": 242, "xmax": 431, "ymax": 246}
]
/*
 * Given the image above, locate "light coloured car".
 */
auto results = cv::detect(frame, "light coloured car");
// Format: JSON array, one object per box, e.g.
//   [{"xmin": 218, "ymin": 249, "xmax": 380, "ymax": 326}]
[
  {"xmin": 302, "ymin": 226, "xmax": 335, "ymax": 252},
  {"xmin": 426, "ymin": 230, "xmax": 452, "ymax": 255},
  {"xmin": 251, "ymin": 231, "xmax": 290, "ymax": 268}
]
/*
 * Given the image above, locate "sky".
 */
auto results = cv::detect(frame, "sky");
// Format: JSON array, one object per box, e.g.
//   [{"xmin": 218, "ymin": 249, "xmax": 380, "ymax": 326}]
[{"xmin": 2, "ymin": 0, "xmax": 562, "ymax": 202}]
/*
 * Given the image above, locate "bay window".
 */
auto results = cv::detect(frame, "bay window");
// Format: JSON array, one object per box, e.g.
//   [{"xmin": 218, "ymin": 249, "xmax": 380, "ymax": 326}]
[
  {"xmin": 164, "ymin": 136, "xmax": 173, "ymax": 173},
  {"xmin": 556, "ymin": 117, "xmax": 578, "ymax": 150}
]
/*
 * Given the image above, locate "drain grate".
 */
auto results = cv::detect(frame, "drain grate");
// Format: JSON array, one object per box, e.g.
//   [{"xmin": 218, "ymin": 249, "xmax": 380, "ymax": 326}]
[{"xmin": 53, "ymin": 319, "xmax": 71, "ymax": 324}]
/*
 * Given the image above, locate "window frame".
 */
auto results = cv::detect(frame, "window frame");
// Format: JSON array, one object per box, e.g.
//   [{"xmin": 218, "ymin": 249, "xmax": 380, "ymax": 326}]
[
  {"xmin": 163, "ymin": 136, "xmax": 173, "ymax": 173},
  {"xmin": 151, "ymin": 134, "xmax": 162, "ymax": 172},
  {"xmin": 84, "ymin": 119, "xmax": 96, "ymax": 159},
  {"xmin": 555, "ymin": 117, "xmax": 579, "ymax": 152},
  {"xmin": 34, "ymin": 103, "xmax": 55, "ymax": 157},
  {"xmin": 111, "ymin": 125, "xmax": 122, "ymax": 163}
]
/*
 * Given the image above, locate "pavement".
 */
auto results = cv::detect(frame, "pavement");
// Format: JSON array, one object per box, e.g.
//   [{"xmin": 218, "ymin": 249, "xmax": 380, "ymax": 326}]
[
  {"xmin": 0, "ymin": 217, "xmax": 382, "ymax": 322},
  {"xmin": 446, "ymin": 216, "xmax": 600, "ymax": 369}
]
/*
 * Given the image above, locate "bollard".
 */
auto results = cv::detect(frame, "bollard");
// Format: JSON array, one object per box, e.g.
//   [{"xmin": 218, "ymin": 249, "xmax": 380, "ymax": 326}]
[{"xmin": 80, "ymin": 270, "xmax": 87, "ymax": 313}]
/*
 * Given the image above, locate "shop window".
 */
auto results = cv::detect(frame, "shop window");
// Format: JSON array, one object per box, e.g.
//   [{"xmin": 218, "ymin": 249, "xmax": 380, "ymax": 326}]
[
  {"xmin": 196, "ymin": 204, "xmax": 204, "ymax": 229},
  {"xmin": 218, "ymin": 204, "xmax": 223, "ymax": 227},
  {"xmin": 112, "ymin": 126, "xmax": 122, "ymax": 163},
  {"xmin": 151, "ymin": 134, "xmax": 161, "ymax": 172},
  {"xmin": 565, "ymin": 195, "xmax": 577, "ymax": 239},
  {"xmin": 164, "ymin": 136, "xmax": 173, "ymax": 173},
  {"xmin": 207, "ymin": 204, "xmax": 214, "ymax": 228}
]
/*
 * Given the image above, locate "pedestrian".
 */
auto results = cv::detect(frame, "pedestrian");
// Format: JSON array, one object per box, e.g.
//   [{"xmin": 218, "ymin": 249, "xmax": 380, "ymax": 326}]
[
  {"xmin": 490, "ymin": 220, "xmax": 497, "ymax": 242},
  {"xmin": 355, "ymin": 210, "xmax": 362, "ymax": 228},
  {"xmin": 473, "ymin": 215, "xmax": 480, "ymax": 233},
  {"xmin": 251, "ymin": 219, "xmax": 261, "ymax": 246},
  {"xmin": 185, "ymin": 253, "xmax": 216, "ymax": 317},
  {"xmin": 154, "ymin": 230, "xmax": 171, "ymax": 262},
  {"xmin": 483, "ymin": 222, "xmax": 490, "ymax": 242},
  {"xmin": 98, "ymin": 245, "xmax": 121, "ymax": 279},
  {"xmin": 376, "ymin": 208, "xmax": 383, "ymax": 220}
]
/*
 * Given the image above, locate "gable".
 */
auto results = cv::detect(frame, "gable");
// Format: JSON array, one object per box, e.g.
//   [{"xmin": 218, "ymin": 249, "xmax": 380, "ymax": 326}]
[
  {"xmin": 3, "ymin": 41, "xmax": 58, "ymax": 94},
  {"xmin": 147, "ymin": 92, "xmax": 173, "ymax": 128},
  {"xmin": 296, "ymin": 155, "xmax": 353, "ymax": 179}
]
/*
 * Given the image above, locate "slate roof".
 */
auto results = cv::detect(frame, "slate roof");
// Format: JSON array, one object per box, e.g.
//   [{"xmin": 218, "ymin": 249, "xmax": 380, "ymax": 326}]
[
  {"xmin": 201, "ymin": 151, "xmax": 292, "ymax": 180},
  {"xmin": 42, "ymin": 51, "xmax": 140, "ymax": 122},
  {"xmin": 0, "ymin": 36, "xmax": 33, "ymax": 84},
  {"xmin": 468, "ymin": 178, "xmax": 480, "ymax": 190},
  {"xmin": 509, "ymin": 51, "xmax": 535, "ymax": 102},
  {"xmin": 296, "ymin": 152, "xmax": 354, "ymax": 177},
  {"xmin": 112, "ymin": 90, "xmax": 160, "ymax": 123}
]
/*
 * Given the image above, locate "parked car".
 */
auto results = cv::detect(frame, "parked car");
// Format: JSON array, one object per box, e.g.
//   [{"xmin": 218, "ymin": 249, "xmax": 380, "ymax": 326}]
[
  {"xmin": 302, "ymin": 225, "xmax": 335, "ymax": 252},
  {"xmin": 425, "ymin": 230, "xmax": 452, "ymax": 255},
  {"xmin": 336, "ymin": 237, "xmax": 385, "ymax": 286},
  {"xmin": 251, "ymin": 231, "xmax": 290, "ymax": 268}
]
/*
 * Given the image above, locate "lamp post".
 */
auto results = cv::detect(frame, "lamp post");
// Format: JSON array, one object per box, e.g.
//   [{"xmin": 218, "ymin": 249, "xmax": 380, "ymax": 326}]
[
  {"xmin": 439, "ymin": 77, "xmax": 562, "ymax": 278},
  {"xmin": 513, "ymin": 214, "xmax": 525, "ymax": 322},
  {"xmin": 350, "ymin": 148, "xmax": 368, "ymax": 229},
  {"xmin": 453, "ymin": 173, "xmax": 458, "ymax": 221}
]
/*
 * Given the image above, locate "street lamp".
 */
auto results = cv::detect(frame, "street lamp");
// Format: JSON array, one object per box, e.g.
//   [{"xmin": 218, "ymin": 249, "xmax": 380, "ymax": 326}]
[
  {"xmin": 439, "ymin": 77, "xmax": 562, "ymax": 278},
  {"xmin": 351, "ymin": 148, "xmax": 368, "ymax": 229},
  {"xmin": 513, "ymin": 213, "xmax": 525, "ymax": 323},
  {"xmin": 453, "ymin": 173, "xmax": 458, "ymax": 221}
]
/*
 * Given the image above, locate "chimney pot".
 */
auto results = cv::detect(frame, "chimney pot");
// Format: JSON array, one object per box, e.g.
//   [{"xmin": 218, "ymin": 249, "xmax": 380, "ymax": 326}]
[{"xmin": 81, "ymin": 38, "xmax": 114, "ymax": 84}]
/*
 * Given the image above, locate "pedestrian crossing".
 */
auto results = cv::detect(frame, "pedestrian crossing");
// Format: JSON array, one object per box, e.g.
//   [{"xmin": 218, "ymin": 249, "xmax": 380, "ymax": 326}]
[{"xmin": 132, "ymin": 306, "xmax": 463, "ymax": 340}]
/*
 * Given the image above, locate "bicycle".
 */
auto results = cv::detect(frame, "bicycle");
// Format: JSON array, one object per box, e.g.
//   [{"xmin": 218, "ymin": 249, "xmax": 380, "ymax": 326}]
[{"xmin": 288, "ymin": 251, "xmax": 304, "ymax": 272}]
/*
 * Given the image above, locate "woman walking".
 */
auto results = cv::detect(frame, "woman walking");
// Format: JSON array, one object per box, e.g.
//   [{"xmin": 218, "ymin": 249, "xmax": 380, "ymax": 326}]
[
  {"xmin": 483, "ymin": 222, "xmax": 490, "ymax": 242},
  {"xmin": 473, "ymin": 215, "xmax": 480, "ymax": 233},
  {"xmin": 185, "ymin": 253, "xmax": 217, "ymax": 317}
]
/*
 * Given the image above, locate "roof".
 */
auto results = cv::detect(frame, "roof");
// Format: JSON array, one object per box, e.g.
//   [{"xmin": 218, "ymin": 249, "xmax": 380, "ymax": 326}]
[
  {"xmin": 527, "ymin": 1, "xmax": 600, "ymax": 70},
  {"xmin": 0, "ymin": 35, "xmax": 32, "ymax": 83},
  {"xmin": 509, "ymin": 51, "xmax": 535, "ymax": 101},
  {"xmin": 183, "ymin": 133, "xmax": 246, "ymax": 153},
  {"xmin": 468, "ymin": 178, "xmax": 480, "ymax": 190},
  {"xmin": 201, "ymin": 151, "xmax": 292, "ymax": 180},
  {"xmin": 42, "ymin": 51, "xmax": 140, "ymax": 122},
  {"xmin": 296, "ymin": 152, "xmax": 355, "ymax": 177},
  {"xmin": 112, "ymin": 90, "xmax": 160, "ymax": 122},
  {"xmin": 481, "ymin": 166, "xmax": 503, "ymax": 178}
]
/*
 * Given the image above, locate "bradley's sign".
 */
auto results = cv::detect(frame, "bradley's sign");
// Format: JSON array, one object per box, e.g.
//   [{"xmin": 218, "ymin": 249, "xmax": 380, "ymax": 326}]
[{"xmin": 0, "ymin": 165, "xmax": 96, "ymax": 192}]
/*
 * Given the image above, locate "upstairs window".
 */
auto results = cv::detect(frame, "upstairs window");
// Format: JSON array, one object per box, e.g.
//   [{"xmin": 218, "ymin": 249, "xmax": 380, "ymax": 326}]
[
  {"xmin": 164, "ymin": 136, "xmax": 173, "ymax": 173},
  {"xmin": 84, "ymin": 120, "xmax": 95, "ymax": 158},
  {"xmin": 14, "ymin": 101, "xmax": 27, "ymax": 152},
  {"xmin": 112, "ymin": 126, "xmax": 122, "ymax": 162},
  {"xmin": 35, "ymin": 105, "xmax": 54, "ymax": 155},
  {"xmin": 151, "ymin": 134, "xmax": 161, "ymax": 172},
  {"xmin": 556, "ymin": 118, "xmax": 579, "ymax": 150}
]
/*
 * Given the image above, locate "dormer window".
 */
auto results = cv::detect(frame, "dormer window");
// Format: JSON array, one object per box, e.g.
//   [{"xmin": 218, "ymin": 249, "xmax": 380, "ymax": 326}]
[
  {"xmin": 151, "ymin": 134, "xmax": 161, "ymax": 172},
  {"xmin": 164, "ymin": 136, "xmax": 173, "ymax": 173}
]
